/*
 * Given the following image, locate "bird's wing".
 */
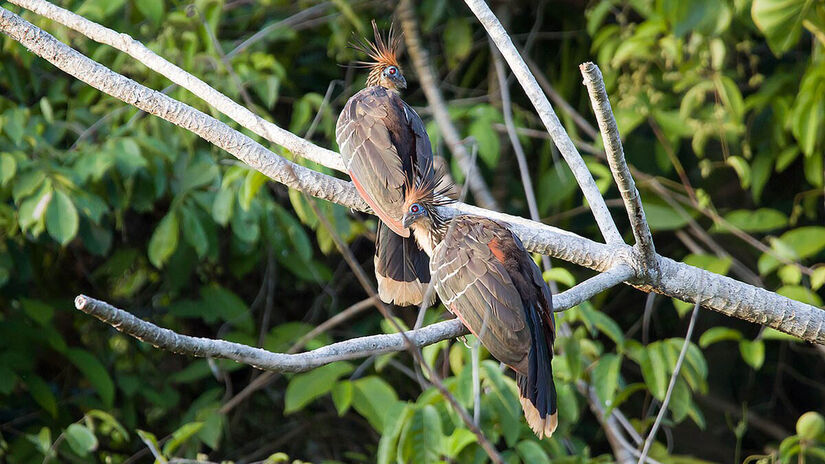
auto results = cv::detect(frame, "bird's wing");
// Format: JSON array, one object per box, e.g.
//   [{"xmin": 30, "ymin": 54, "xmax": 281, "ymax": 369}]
[
  {"xmin": 336, "ymin": 87, "xmax": 413, "ymax": 236},
  {"xmin": 432, "ymin": 218, "xmax": 530, "ymax": 368}
]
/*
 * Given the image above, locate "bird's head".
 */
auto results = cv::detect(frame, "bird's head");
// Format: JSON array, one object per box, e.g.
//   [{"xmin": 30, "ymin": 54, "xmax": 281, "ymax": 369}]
[
  {"xmin": 351, "ymin": 20, "xmax": 407, "ymax": 91},
  {"xmin": 401, "ymin": 167, "xmax": 454, "ymax": 230}
]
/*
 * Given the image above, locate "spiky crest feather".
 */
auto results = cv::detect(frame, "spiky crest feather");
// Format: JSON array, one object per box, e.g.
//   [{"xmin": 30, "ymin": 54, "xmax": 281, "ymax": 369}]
[{"xmin": 348, "ymin": 20, "xmax": 403, "ymax": 86}]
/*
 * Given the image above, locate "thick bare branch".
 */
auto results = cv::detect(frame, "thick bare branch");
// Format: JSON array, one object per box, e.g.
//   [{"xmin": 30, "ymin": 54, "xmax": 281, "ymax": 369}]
[
  {"xmin": 580, "ymin": 62, "xmax": 657, "ymax": 280},
  {"xmin": 397, "ymin": 0, "xmax": 499, "ymax": 210},
  {"xmin": 463, "ymin": 0, "xmax": 624, "ymax": 245},
  {"xmin": 74, "ymin": 295, "xmax": 468, "ymax": 373},
  {"xmin": 3, "ymin": 6, "xmax": 824, "ymax": 344},
  {"xmin": 73, "ymin": 265, "xmax": 630, "ymax": 372}
]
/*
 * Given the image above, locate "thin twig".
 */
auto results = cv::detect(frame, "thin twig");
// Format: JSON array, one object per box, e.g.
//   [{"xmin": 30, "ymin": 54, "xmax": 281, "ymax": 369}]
[
  {"xmin": 638, "ymin": 300, "xmax": 701, "ymax": 463},
  {"xmin": 580, "ymin": 62, "xmax": 657, "ymax": 280}
]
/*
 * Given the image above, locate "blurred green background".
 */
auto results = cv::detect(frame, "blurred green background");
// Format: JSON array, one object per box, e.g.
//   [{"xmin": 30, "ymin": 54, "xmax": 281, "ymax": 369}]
[{"xmin": 1, "ymin": 0, "xmax": 824, "ymax": 462}]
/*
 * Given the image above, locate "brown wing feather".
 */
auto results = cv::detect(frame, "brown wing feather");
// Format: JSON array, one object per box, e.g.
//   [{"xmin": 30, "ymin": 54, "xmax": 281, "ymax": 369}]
[
  {"xmin": 432, "ymin": 218, "xmax": 531, "ymax": 370},
  {"xmin": 336, "ymin": 87, "xmax": 434, "ymax": 236}
]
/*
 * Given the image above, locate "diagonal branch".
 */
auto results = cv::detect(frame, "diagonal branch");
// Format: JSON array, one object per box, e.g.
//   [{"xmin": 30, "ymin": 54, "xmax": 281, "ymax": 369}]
[
  {"xmin": 397, "ymin": 0, "xmax": 499, "ymax": 211},
  {"xmin": 462, "ymin": 0, "xmax": 624, "ymax": 246},
  {"xmin": 580, "ymin": 62, "xmax": 658, "ymax": 280}
]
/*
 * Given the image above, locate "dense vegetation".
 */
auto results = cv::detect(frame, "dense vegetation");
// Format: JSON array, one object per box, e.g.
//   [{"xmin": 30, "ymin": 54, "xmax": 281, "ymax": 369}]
[{"xmin": 1, "ymin": 0, "xmax": 825, "ymax": 462}]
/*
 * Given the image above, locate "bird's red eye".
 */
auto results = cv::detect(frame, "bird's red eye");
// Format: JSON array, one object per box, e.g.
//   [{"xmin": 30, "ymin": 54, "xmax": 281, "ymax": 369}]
[
  {"xmin": 388, "ymin": 67, "xmax": 397, "ymax": 75},
  {"xmin": 410, "ymin": 204, "xmax": 419, "ymax": 213}
]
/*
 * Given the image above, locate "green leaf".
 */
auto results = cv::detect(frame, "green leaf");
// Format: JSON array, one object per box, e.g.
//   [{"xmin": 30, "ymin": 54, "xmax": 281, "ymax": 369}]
[
  {"xmin": 26, "ymin": 427, "xmax": 51, "ymax": 454},
  {"xmin": 65, "ymin": 424, "xmax": 98, "ymax": 457},
  {"xmin": 762, "ymin": 328, "xmax": 802, "ymax": 342},
  {"xmin": 212, "ymin": 188, "xmax": 234, "ymax": 226},
  {"xmin": 240, "ymin": 170, "xmax": 268, "ymax": 210},
  {"xmin": 779, "ymin": 226, "xmax": 825, "ymax": 259},
  {"xmin": 18, "ymin": 182, "xmax": 52, "ymax": 232},
  {"xmin": 162, "ymin": 422, "xmax": 204, "ymax": 456},
  {"xmin": 516, "ymin": 439, "xmax": 550, "ymax": 464},
  {"xmin": 580, "ymin": 305, "xmax": 624, "ymax": 345},
  {"xmin": 148, "ymin": 211, "xmax": 179, "ymax": 268},
  {"xmin": 640, "ymin": 343, "xmax": 668, "ymax": 400},
  {"xmin": 725, "ymin": 156, "xmax": 751, "ymax": 189},
  {"xmin": 376, "ymin": 402, "xmax": 412, "ymax": 464},
  {"xmin": 136, "ymin": 0, "xmax": 164, "ymax": 24},
  {"xmin": 683, "ymin": 254, "xmax": 732, "ymax": 276},
  {"xmin": 777, "ymin": 285, "xmax": 824, "ymax": 306},
  {"xmin": 443, "ymin": 429, "xmax": 476, "ymax": 458},
  {"xmin": 284, "ymin": 362, "xmax": 353, "ymax": 414},
  {"xmin": 87, "ymin": 409, "xmax": 129, "ymax": 441},
  {"xmin": 113, "ymin": 138, "xmax": 147, "ymax": 177},
  {"xmin": 699, "ymin": 327, "xmax": 742, "ymax": 347},
  {"xmin": 13, "ymin": 170, "xmax": 46, "ymax": 203},
  {"xmin": 45, "ymin": 189, "xmax": 79, "ymax": 246},
  {"xmin": 26, "ymin": 375, "xmax": 57, "ymax": 417},
  {"xmin": 400, "ymin": 405, "xmax": 442, "ymax": 464},
  {"xmin": 469, "ymin": 118, "xmax": 500, "ymax": 167},
  {"xmin": 716, "ymin": 209, "xmax": 788, "ymax": 233},
  {"xmin": 739, "ymin": 339, "xmax": 766, "ymax": 370},
  {"xmin": 136, "ymin": 430, "xmax": 165, "ymax": 463},
  {"xmin": 443, "ymin": 18, "xmax": 473, "ymax": 68},
  {"xmin": 543, "ymin": 267, "xmax": 576, "ymax": 288},
  {"xmin": 20, "ymin": 298, "xmax": 54, "ymax": 325},
  {"xmin": 752, "ymin": 0, "xmax": 817, "ymax": 55},
  {"xmin": 642, "ymin": 200, "xmax": 694, "ymax": 231},
  {"xmin": 331, "ymin": 380, "xmax": 353, "ymax": 416},
  {"xmin": 593, "ymin": 354, "xmax": 622, "ymax": 409},
  {"xmin": 0, "ymin": 153, "xmax": 17, "ymax": 187},
  {"xmin": 0, "ymin": 366, "xmax": 16, "ymax": 394},
  {"xmin": 66, "ymin": 348, "xmax": 115, "ymax": 407},
  {"xmin": 179, "ymin": 161, "xmax": 218, "ymax": 193},
  {"xmin": 351, "ymin": 376, "xmax": 399, "ymax": 433},
  {"xmin": 668, "ymin": 378, "xmax": 691, "ymax": 422},
  {"xmin": 181, "ymin": 206, "xmax": 208, "ymax": 258}
]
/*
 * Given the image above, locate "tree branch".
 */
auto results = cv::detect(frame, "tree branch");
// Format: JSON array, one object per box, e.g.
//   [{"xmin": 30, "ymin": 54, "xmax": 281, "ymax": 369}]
[
  {"xmin": 2, "ymin": 5, "xmax": 824, "ymax": 345},
  {"xmin": 462, "ymin": 0, "xmax": 623, "ymax": 245},
  {"xmin": 74, "ymin": 295, "xmax": 468, "ymax": 373},
  {"xmin": 397, "ymin": 0, "xmax": 499, "ymax": 211},
  {"xmin": 580, "ymin": 62, "xmax": 658, "ymax": 280}
]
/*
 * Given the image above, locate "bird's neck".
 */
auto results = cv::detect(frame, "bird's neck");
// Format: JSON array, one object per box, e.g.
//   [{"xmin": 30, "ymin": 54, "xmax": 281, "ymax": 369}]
[{"xmin": 410, "ymin": 212, "xmax": 451, "ymax": 257}]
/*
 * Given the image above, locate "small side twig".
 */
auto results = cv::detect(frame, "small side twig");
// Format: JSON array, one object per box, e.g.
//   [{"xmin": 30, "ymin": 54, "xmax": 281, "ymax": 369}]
[{"xmin": 580, "ymin": 62, "xmax": 657, "ymax": 281}]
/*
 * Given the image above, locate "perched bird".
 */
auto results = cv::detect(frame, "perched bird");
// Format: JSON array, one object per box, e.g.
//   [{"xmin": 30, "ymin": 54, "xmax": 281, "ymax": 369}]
[
  {"xmin": 401, "ymin": 171, "xmax": 558, "ymax": 439},
  {"xmin": 336, "ymin": 21, "xmax": 435, "ymax": 307}
]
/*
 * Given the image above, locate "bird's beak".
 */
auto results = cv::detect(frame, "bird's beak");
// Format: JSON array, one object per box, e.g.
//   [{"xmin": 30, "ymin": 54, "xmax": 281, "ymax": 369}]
[
  {"xmin": 402, "ymin": 213, "xmax": 414, "ymax": 229},
  {"xmin": 397, "ymin": 75, "xmax": 407, "ymax": 90}
]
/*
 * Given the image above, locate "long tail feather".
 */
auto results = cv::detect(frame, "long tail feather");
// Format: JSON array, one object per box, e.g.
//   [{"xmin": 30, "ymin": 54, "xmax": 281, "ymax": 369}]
[
  {"xmin": 517, "ymin": 301, "xmax": 558, "ymax": 439},
  {"xmin": 374, "ymin": 223, "xmax": 434, "ymax": 307}
]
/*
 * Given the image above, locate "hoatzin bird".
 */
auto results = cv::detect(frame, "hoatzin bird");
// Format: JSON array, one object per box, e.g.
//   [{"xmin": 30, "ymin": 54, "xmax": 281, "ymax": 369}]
[
  {"xmin": 401, "ymin": 171, "xmax": 558, "ymax": 439},
  {"xmin": 336, "ymin": 21, "xmax": 435, "ymax": 307}
]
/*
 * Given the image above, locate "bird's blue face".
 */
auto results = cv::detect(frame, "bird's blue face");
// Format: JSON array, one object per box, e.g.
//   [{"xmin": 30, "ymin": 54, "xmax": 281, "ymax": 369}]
[
  {"xmin": 402, "ymin": 202, "xmax": 427, "ymax": 228},
  {"xmin": 382, "ymin": 65, "xmax": 407, "ymax": 90}
]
